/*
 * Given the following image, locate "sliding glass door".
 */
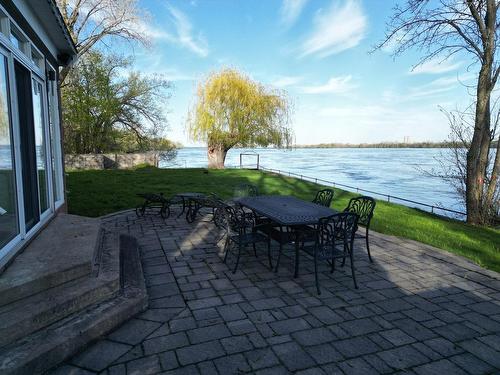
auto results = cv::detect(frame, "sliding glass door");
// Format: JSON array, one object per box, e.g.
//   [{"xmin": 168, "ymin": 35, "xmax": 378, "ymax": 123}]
[
  {"xmin": 0, "ymin": 5, "xmax": 67, "ymax": 262},
  {"xmin": 14, "ymin": 60, "xmax": 51, "ymax": 231},
  {"xmin": 0, "ymin": 51, "xmax": 18, "ymax": 249}
]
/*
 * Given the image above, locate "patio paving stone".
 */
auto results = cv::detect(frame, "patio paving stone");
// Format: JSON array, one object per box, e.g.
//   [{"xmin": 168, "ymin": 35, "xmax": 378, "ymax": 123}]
[{"xmin": 50, "ymin": 211, "xmax": 500, "ymax": 374}]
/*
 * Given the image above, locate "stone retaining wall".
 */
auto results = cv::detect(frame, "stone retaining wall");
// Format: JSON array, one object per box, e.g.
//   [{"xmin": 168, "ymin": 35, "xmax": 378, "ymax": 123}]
[{"xmin": 65, "ymin": 153, "xmax": 158, "ymax": 170}]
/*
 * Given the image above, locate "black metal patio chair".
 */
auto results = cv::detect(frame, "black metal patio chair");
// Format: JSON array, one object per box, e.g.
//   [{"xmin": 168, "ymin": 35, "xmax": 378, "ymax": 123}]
[
  {"xmin": 301, "ymin": 212, "xmax": 359, "ymax": 294},
  {"xmin": 343, "ymin": 196, "xmax": 376, "ymax": 262},
  {"xmin": 216, "ymin": 203, "xmax": 272, "ymax": 273},
  {"xmin": 186, "ymin": 193, "xmax": 224, "ymax": 223},
  {"xmin": 313, "ymin": 189, "xmax": 334, "ymax": 207}
]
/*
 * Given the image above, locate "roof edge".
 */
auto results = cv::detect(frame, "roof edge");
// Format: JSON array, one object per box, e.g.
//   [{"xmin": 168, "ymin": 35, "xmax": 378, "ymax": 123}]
[{"xmin": 46, "ymin": 0, "xmax": 77, "ymax": 59}]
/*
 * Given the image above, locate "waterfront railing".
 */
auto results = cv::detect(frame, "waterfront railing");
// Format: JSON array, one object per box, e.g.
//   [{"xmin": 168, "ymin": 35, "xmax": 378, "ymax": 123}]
[{"xmin": 255, "ymin": 165, "xmax": 466, "ymax": 218}]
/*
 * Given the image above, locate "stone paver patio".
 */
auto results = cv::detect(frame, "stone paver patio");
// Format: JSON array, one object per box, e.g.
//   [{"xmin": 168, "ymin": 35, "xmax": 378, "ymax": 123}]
[{"xmin": 52, "ymin": 210, "xmax": 500, "ymax": 374}]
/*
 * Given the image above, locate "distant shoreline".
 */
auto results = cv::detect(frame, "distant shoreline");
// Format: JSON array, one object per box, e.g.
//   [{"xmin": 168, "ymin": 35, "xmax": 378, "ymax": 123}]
[{"xmin": 294, "ymin": 142, "xmax": 452, "ymax": 149}]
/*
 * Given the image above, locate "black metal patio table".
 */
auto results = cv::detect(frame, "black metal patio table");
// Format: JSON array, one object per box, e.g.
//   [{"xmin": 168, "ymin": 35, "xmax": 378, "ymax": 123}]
[{"xmin": 236, "ymin": 195, "xmax": 337, "ymax": 276}]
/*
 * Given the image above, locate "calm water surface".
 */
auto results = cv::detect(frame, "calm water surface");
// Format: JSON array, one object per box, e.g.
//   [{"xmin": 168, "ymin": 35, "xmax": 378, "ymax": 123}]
[
  {"xmin": 163, "ymin": 147, "xmax": 463, "ymax": 217},
  {"xmin": 0, "ymin": 146, "xmax": 463, "ymax": 217}
]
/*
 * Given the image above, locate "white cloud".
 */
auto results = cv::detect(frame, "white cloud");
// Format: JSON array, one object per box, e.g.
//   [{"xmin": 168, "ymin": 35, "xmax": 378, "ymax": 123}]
[
  {"xmin": 280, "ymin": 0, "xmax": 309, "ymax": 26},
  {"xmin": 409, "ymin": 57, "xmax": 463, "ymax": 75},
  {"xmin": 272, "ymin": 75, "xmax": 304, "ymax": 87},
  {"xmin": 139, "ymin": 5, "xmax": 208, "ymax": 57},
  {"xmin": 379, "ymin": 74, "xmax": 474, "ymax": 103},
  {"xmin": 302, "ymin": 75, "xmax": 357, "ymax": 94},
  {"xmin": 406, "ymin": 74, "xmax": 473, "ymax": 100},
  {"xmin": 300, "ymin": 0, "xmax": 367, "ymax": 58},
  {"xmin": 132, "ymin": 52, "xmax": 198, "ymax": 81}
]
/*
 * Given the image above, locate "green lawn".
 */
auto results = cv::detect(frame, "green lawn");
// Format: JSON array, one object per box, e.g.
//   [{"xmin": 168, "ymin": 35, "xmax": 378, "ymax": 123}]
[{"xmin": 66, "ymin": 167, "xmax": 500, "ymax": 272}]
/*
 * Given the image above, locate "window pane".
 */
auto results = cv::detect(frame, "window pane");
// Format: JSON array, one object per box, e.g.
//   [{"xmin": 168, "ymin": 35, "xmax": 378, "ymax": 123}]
[
  {"xmin": 9, "ymin": 33, "xmax": 20, "ymax": 49},
  {"xmin": 0, "ymin": 54, "xmax": 18, "ymax": 248},
  {"xmin": 32, "ymin": 79, "xmax": 49, "ymax": 213}
]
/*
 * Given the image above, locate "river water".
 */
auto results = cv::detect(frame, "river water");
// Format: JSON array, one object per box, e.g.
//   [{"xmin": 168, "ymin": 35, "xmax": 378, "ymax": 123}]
[
  {"xmin": 162, "ymin": 147, "xmax": 464, "ymax": 217},
  {"xmin": 0, "ymin": 145, "xmax": 464, "ymax": 217}
]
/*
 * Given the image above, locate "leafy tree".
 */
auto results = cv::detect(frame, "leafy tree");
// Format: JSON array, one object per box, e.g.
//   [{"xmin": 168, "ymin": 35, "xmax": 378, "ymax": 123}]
[
  {"xmin": 375, "ymin": 0, "xmax": 500, "ymax": 225},
  {"xmin": 115, "ymin": 130, "xmax": 177, "ymax": 162},
  {"xmin": 188, "ymin": 69, "xmax": 293, "ymax": 168},
  {"xmin": 57, "ymin": 0, "xmax": 148, "ymax": 83},
  {"xmin": 62, "ymin": 51, "xmax": 173, "ymax": 156}
]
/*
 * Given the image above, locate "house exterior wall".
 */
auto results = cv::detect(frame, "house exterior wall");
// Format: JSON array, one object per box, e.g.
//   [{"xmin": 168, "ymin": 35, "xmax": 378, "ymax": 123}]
[{"xmin": 0, "ymin": 1, "xmax": 75, "ymax": 272}]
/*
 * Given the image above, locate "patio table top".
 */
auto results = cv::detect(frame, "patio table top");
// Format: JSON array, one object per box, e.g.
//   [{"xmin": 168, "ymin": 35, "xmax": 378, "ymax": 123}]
[
  {"xmin": 174, "ymin": 192, "xmax": 206, "ymax": 198},
  {"xmin": 236, "ymin": 195, "xmax": 337, "ymax": 226}
]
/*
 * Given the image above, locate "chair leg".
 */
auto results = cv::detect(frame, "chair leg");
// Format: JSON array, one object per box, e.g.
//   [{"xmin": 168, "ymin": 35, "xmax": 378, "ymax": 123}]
[
  {"xmin": 330, "ymin": 257, "xmax": 335, "ymax": 273},
  {"xmin": 223, "ymin": 237, "xmax": 230, "ymax": 263},
  {"xmin": 267, "ymin": 239, "xmax": 273, "ymax": 269},
  {"xmin": 274, "ymin": 243, "xmax": 282, "ymax": 273},
  {"xmin": 253, "ymin": 243, "xmax": 257, "ymax": 257},
  {"xmin": 349, "ymin": 249, "xmax": 358, "ymax": 289},
  {"xmin": 176, "ymin": 197, "xmax": 186, "ymax": 218},
  {"xmin": 314, "ymin": 250, "xmax": 320, "ymax": 295},
  {"xmin": 294, "ymin": 240, "xmax": 300, "ymax": 278},
  {"xmin": 341, "ymin": 255, "xmax": 346, "ymax": 267},
  {"xmin": 233, "ymin": 243, "xmax": 243, "ymax": 273},
  {"xmin": 366, "ymin": 229, "xmax": 373, "ymax": 262}
]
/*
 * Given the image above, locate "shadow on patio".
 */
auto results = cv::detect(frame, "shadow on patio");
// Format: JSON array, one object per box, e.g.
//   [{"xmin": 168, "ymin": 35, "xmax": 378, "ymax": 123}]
[{"xmin": 51, "ymin": 208, "xmax": 500, "ymax": 374}]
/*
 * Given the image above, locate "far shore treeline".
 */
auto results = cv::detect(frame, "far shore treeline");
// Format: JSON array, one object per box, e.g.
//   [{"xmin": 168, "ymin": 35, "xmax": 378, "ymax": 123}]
[{"xmin": 295, "ymin": 141, "xmax": 499, "ymax": 149}]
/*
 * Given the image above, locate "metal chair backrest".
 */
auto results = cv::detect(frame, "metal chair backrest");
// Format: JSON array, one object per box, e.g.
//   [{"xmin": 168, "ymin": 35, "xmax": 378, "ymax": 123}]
[
  {"xmin": 213, "ymin": 202, "xmax": 251, "ymax": 236},
  {"xmin": 312, "ymin": 189, "xmax": 334, "ymax": 207},
  {"xmin": 317, "ymin": 212, "xmax": 358, "ymax": 251},
  {"xmin": 344, "ymin": 196, "xmax": 376, "ymax": 227},
  {"xmin": 233, "ymin": 183, "xmax": 259, "ymax": 198}
]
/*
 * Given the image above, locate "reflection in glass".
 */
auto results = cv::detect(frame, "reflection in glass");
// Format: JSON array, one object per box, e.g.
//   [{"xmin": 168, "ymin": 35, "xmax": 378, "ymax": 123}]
[
  {"xmin": 0, "ymin": 54, "xmax": 18, "ymax": 248},
  {"xmin": 47, "ymin": 76, "xmax": 62, "ymax": 202},
  {"xmin": 32, "ymin": 79, "xmax": 49, "ymax": 213}
]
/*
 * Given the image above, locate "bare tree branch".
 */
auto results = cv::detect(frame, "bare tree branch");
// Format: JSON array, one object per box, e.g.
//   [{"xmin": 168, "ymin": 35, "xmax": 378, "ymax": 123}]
[{"xmin": 57, "ymin": 0, "xmax": 149, "ymax": 83}]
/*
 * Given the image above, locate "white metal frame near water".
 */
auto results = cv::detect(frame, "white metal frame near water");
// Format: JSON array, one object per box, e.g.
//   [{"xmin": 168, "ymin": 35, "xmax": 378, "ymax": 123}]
[{"xmin": 0, "ymin": 1, "xmax": 76, "ymax": 269}]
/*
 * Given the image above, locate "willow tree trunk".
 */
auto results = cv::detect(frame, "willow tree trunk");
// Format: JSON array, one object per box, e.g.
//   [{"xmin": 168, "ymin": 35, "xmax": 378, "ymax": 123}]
[{"xmin": 207, "ymin": 144, "xmax": 227, "ymax": 169}]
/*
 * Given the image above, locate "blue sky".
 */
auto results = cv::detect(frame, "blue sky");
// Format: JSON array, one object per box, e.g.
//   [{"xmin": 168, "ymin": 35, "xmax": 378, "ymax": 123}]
[{"xmin": 131, "ymin": 0, "xmax": 475, "ymax": 146}]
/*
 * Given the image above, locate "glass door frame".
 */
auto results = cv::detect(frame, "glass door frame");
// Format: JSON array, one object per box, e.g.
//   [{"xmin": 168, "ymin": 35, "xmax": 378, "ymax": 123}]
[
  {"xmin": 31, "ymin": 72, "xmax": 54, "ymax": 221},
  {"xmin": 46, "ymin": 62, "xmax": 64, "ymax": 209},
  {"xmin": 0, "ymin": 44, "xmax": 22, "ymax": 260},
  {"xmin": 0, "ymin": 2, "xmax": 65, "ymax": 268},
  {"xmin": 0, "ymin": 44, "xmax": 56, "ymax": 260}
]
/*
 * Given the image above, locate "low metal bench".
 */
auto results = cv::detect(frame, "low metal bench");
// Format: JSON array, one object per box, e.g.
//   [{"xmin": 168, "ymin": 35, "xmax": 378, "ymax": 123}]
[{"xmin": 135, "ymin": 193, "xmax": 170, "ymax": 219}]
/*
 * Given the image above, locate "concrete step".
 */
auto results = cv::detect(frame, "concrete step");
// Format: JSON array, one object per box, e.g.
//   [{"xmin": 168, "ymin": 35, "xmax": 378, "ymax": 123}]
[
  {"xmin": 0, "ymin": 214, "xmax": 101, "ymax": 307},
  {"xmin": 0, "ymin": 234, "xmax": 148, "ymax": 375},
  {"xmin": 0, "ymin": 268, "xmax": 120, "ymax": 349}
]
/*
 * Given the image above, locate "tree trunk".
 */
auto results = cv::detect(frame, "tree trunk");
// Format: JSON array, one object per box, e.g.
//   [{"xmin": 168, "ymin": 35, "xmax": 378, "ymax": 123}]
[
  {"xmin": 207, "ymin": 144, "xmax": 228, "ymax": 169},
  {"xmin": 467, "ymin": 69, "xmax": 491, "ymax": 225},
  {"xmin": 466, "ymin": 0, "xmax": 496, "ymax": 225}
]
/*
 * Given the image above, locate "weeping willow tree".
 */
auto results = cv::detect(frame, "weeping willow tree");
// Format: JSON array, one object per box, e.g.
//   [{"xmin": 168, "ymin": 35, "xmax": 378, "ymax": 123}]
[{"xmin": 188, "ymin": 69, "xmax": 293, "ymax": 168}]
